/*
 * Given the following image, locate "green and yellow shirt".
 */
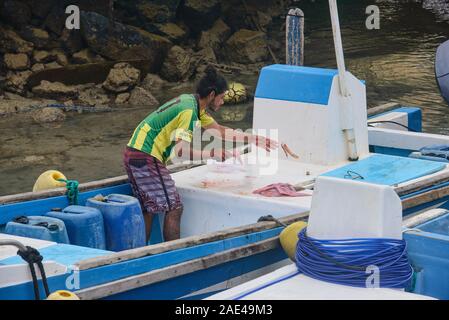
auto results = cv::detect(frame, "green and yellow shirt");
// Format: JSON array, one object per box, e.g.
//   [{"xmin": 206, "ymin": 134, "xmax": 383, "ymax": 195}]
[{"xmin": 127, "ymin": 94, "xmax": 215, "ymax": 164}]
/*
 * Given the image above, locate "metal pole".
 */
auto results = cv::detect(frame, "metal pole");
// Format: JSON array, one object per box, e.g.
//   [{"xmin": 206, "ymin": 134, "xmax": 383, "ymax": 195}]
[
  {"xmin": 329, "ymin": 0, "xmax": 349, "ymax": 97},
  {"xmin": 0, "ymin": 239, "xmax": 27, "ymax": 252},
  {"xmin": 328, "ymin": 0, "xmax": 359, "ymax": 161},
  {"xmin": 286, "ymin": 8, "xmax": 305, "ymax": 66}
]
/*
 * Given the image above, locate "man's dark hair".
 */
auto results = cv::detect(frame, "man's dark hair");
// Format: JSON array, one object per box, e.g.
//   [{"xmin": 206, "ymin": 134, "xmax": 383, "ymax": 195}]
[{"xmin": 196, "ymin": 65, "xmax": 228, "ymax": 98}]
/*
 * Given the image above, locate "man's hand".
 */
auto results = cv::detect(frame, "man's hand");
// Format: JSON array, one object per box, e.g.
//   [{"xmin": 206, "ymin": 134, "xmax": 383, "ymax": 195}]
[
  {"xmin": 251, "ymin": 135, "xmax": 279, "ymax": 152},
  {"xmin": 209, "ymin": 148, "xmax": 235, "ymax": 162}
]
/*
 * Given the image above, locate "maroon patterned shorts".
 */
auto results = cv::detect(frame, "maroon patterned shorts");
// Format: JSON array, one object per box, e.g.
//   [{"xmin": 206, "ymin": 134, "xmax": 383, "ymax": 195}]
[{"xmin": 123, "ymin": 147, "xmax": 182, "ymax": 214}]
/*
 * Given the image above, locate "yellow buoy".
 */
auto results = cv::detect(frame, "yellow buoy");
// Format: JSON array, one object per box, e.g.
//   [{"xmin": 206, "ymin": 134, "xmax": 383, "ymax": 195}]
[
  {"xmin": 46, "ymin": 290, "xmax": 80, "ymax": 300},
  {"xmin": 224, "ymin": 82, "xmax": 247, "ymax": 104},
  {"xmin": 33, "ymin": 170, "xmax": 67, "ymax": 192},
  {"xmin": 279, "ymin": 221, "xmax": 307, "ymax": 262}
]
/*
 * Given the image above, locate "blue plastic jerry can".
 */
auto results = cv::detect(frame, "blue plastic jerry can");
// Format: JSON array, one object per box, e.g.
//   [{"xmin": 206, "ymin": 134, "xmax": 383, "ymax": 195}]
[
  {"xmin": 46, "ymin": 206, "xmax": 106, "ymax": 249},
  {"xmin": 5, "ymin": 216, "xmax": 69, "ymax": 244},
  {"xmin": 86, "ymin": 194, "xmax": 146, "ymax": 252}
]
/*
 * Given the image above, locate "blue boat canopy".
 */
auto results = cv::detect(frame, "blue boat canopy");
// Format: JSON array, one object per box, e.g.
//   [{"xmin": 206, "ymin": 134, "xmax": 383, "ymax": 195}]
[{"xmin": 255, "ymin": 65, "xmax": 339, "ymax": 105}]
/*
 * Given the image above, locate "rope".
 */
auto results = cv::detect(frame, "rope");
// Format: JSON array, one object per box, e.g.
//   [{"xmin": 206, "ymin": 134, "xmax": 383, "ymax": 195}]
[
  {"xmin": 57, "ymin": 179, "xmax": 79, "ymax": 205},
  {"xmin": 295, "ymin": 228, "xmax": 413, "ymax": 288},
  {"xmin": 367, "ymin": 120, "xmax": 417, "ymax": 132},
  {"xmin": 257, "ymin": 215, "xmax": 288, "ymax": 227},
  {"xmin": 17, "ymin": 246, "xmax": 50, "ymax": 300}
]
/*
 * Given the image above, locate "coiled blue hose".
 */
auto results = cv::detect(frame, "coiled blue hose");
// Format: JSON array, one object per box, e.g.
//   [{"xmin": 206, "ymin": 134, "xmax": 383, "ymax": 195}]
[{"xmin": 295, "ymin": 228, "xmax": 413, "ymax": 288}]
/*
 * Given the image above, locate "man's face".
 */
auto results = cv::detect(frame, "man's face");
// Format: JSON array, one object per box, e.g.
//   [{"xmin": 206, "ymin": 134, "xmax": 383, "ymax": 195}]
[{"xmin": 208, "ymin": 92, "xmax": 225, "ymax": 112}]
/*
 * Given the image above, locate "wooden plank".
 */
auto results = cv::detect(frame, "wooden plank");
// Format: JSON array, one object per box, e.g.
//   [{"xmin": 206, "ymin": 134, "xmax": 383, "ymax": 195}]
[
  {"xmin": 395, "ymin": 170, "xmax": 449, "ymax": 196},
  {"xmin": 75, "ymin": 211, "xmax": 308, "ymax": 270},
  {"xmin": 367, "ymin": 102, "xmax": 401, "ymax": 117},
  {"xmin": 402, "ymin": 184, "xmax": 449, "ymax": 210},
  {"xmin": 75, "ymin": 237, "xmax": 280, "ymax": 300}
]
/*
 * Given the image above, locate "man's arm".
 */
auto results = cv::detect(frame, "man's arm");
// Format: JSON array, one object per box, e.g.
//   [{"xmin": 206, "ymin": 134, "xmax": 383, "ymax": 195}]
[
  {"xmin": 203, "ymin": 122, "xmax": 279, "ymax": 152},
  {"xmin": 173, "ymin": 139, "xmax": 233, "ymax": 162}
]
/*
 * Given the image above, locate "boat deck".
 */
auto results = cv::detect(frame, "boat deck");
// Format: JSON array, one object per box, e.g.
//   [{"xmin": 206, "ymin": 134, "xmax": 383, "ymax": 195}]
[{"xmin": 206, "ymin": 264, "xmax": 434, "ymax": 300}]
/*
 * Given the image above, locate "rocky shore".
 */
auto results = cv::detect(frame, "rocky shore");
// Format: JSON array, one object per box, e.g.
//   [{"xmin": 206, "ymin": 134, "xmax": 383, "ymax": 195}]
[
  {"xmin": 421, "ymin": 0, "xmax": 449, "ymax": 21},
  {"xmin": 0, "ymin": 0, "xmax": 290, "ymax": 122}
]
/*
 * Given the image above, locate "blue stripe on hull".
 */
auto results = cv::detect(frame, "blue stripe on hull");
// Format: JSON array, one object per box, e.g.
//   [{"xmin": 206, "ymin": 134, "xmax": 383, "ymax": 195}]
[
  {"xmin": 78, "ymin": 227, "xmax": 283, "ymax": 289},
  {"xmin": 103, "ymin": 249, "xmax": 288, "ymax": 300},
  {"xmin": 0, "ymin": 227, "xmax": 284, "ymax": 300},
  {"xmin": 370, "ymin": 146, "xmax": 414, "ymax": 158}
]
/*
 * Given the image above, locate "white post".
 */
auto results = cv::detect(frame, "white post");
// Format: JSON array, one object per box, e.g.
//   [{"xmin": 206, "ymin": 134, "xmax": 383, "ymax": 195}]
[
  {"xmin": 329, "ymin": 0, "xmax": 348, "ymax": 97},
  {"xmin": 329, "ymin": 0, "xmax": 359, "ymax": 161}
]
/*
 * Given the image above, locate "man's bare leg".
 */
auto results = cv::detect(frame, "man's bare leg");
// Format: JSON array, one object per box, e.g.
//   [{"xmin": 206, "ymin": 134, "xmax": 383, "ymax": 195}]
[
  {"xmin": 143, "ymin": 213, "xmax": 153, "ymax": 243},
  {"xmin": 163, "ymin": 207, "xmax": 183, "ymax": 241}
]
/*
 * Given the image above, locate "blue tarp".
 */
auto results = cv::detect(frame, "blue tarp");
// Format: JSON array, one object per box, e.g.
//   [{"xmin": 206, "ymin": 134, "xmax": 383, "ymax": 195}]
[{"xmin": 322, "ymin": 154, "xmax": 446, "ymax": 186}]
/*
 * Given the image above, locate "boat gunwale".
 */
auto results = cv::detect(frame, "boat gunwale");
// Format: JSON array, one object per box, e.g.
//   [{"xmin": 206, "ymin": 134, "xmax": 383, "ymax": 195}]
[
  {"xmin": 76, "ymin": 179, "xmax": 449, "ymax": 271},
  {"xmin": 74, "ymin": 236, "xmax": 281, "ymax": 300},
  {"xmin": 75, "ymin": 211, "xmax": 309, "ymax": 271}
]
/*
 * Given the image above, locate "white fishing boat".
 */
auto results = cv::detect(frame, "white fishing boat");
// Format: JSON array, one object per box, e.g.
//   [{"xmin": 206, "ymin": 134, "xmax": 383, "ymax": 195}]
[{"xmin": 1, "ymin": 0, "xmax": 449, "ymax": 300}]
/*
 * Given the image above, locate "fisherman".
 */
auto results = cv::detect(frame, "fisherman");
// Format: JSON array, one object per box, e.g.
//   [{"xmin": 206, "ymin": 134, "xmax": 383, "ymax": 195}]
[{"xmin": 124, "ymin": 66, "xmax": 278, "ymax": 242}]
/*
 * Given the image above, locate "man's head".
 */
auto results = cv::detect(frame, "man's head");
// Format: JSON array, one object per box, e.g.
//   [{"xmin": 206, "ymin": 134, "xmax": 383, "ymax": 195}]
[{"xmin": 196, "ymin": 66, "xmax": 228, "ymax": 112}]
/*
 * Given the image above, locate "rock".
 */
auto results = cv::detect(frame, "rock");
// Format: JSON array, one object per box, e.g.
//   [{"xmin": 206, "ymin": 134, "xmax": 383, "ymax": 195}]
[
  {"xmin": 80, "ymin": 11, "xmax": 172, "ymax": 71},
  {"xmin": 160, "ymin": 46, "xmax": 193, "ymax": 82},
  {"xmin": 3, "ymin": 92, "xmax": 28, "ymax": 100},
  {"xmin": 32, "ymin": 107, "xmax": 65, "ymax": 123},
  {"xmin": 103, "ymin": 63, "xmax": 141, "ymax": 93},
  {"xmin": 128, "ymin": 87, "xmax": 159, "ymax": 107},
  {"xmin": 51, "ymin": 49, "xmax": 69, "ymax": 66},
  {"xmin": 33, "ymin": 50, "xmax": 55, "ymax": 64},
  {"xmin": 4, "ymin": 53, "xmax": 30, "ymax": 71},
  {"xmin": 141, "ymin": 73, "xmax": 167, "ymax": 92},
  {"xmin": 0, "ymin": 98, "xmax": 56, "ymax": 116},
  {"xmin": 31, "ymin": 64, "xmax": 45, "ymax": 72},
  {"xmin": 72, "ymin": 49, "xmax": 102, "ymax": 64},
  {"xmin": 0, "ymin": 0, "xmax": 32, "ymax": 30},
  {"xmin": 198, "ymin": 19, "xmax": 232, "ymax": 52},
  {"xmin": 78, "ymin": 87, "xmax": 110, "ymax": 107},
  {"xmin": 128, "ymin": 0, "xmax": 182, "ymax": 25},
  {"xmin": 196, "ymin": 47, "xmax": 218, "ymax": 64},
  {"xmin": 5, "ymin": 71, "xmax": 32, "ymax": 94},
  {"xmin": 225, "ymin": 29, "xmax": 269, "ymax": 64},
  {"xmin": 32, "ymin": 80, "xmax": 79, "ymax": 99},
  {"xmin": 181, "ymin": 0, "xmax": 221, "ymax": 33},
  {"xmin": 64, "ymin": 100, "xmax": 75, "ymax": 107},
  {"xmin": 44, "ymin": 4, "xmax": 66, "ymax": 36},
  {"xmin": 30, "ymin": 0, "xmax": 56, "ymax": 19},
  {"xmin": 137, "ymin": 2, "xmax": 172, "ymax": 24},
  {"xmin": 60, "ymin": 29, "xmax": 85, "ymax": 55},
  {"xmin": 20, "ymin": 27, "xmax": 50, "ymax": 49},
  {"xmin": 257, "ymin": 11, "xmax": 273, "ymax": 31},
  {"xmin": 115, "ymin": 92, "xmax": 130, "ymax": 104},
  {"xmin": 0, "ymin": 26, "xmax": 34, "ymax": 54},
  {"xmin": 222, "ymin": 1, "xmax": 249, "ymax": 32},
  {"xmin": 44, "ymin": 62, "xmax": 62, "ymax": 70},
  {"xmin": 154, "ymin": 23, "xmax": 187, "ymax": 43}
]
